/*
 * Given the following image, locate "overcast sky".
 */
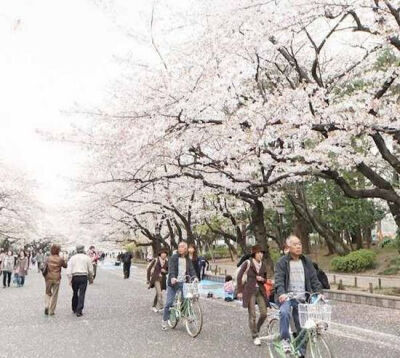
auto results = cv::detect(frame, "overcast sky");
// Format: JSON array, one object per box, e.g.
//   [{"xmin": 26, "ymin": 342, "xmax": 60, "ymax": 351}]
[{"xmin": 0, "ymin": 0, "xmax": 159, "ymax": 242}]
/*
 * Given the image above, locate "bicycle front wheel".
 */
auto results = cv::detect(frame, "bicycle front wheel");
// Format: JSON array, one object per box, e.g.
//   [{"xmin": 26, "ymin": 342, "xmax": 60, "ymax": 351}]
[
  {"xmin": 168, "ymin": 307, "xmax": 179, "ymax": 329},
  {"xmin": 185, "ymin": 300, "xmax": 203, "ymax": 338},
  {"xmin": 305, "ymin": 335, "xmax": 334, "ymax": 358},
  {"xmin": 268, "ymin": 318, "xmax": 280, "ymax": 337}
]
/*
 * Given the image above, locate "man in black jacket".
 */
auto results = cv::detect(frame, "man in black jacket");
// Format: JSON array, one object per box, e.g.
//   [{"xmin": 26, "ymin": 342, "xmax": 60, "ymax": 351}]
[
  {"xmin": 162, "ymin": 241, "xmax": 196, "ymax": 330},
  {"xmin": 275, "ymin": 235, "xmax": 322, "ymax": 353},
  {"xmin": 123, "ymin": 251, "xmax": 133, "ymax": 279}
]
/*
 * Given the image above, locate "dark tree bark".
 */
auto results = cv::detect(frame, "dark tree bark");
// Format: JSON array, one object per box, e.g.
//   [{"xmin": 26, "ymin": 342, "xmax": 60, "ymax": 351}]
[{"xmin": 250, "ymin": 199, "xmax": 274, "ymax": 273}]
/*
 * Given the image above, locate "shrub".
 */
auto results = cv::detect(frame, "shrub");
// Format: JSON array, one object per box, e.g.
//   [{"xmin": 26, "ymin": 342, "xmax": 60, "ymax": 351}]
[
  {"xmin": 271, "ymin": 248, "xmax": 281, "ymax": 265},
  {"xmin": 331, "ymin": 249, "xmax": 377, "ymax": 272}
]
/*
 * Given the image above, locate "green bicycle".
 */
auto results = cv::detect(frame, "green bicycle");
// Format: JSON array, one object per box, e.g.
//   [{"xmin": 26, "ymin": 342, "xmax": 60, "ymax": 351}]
[
  {"xmin": 266, "ymin": 292, "xmax": 334, "ymax": 358},
  {"xmin": 167, "ymin": 278, "xmax": 203, "ymax": 338}
]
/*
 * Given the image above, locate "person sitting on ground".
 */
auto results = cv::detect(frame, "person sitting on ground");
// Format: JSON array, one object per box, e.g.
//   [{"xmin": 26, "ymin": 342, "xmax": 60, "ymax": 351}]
[
  {"xmin": 224, "ymin": 275, "xmax": 235, "ymax": 302},
  {"xmin": 312, "ymin": 262, "xmax": 330, "ymax": 290},
  {"xmin": 237, "ymin": 245, "xmax": 268, "ymax": 347},
  {"xmin": 275, "ymin": 235, "xmax": 322, "ymax": 355}
]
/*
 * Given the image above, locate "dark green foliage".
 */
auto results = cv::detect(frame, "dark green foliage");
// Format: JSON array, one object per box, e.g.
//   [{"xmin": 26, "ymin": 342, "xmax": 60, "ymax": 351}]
[{"xmin": 331, "ymin": 249, "xmax": 377, "ymax": 272}]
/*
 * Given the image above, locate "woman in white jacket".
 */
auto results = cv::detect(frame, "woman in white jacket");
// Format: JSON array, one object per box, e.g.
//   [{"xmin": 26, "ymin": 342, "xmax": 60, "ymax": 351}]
[{"xmin": 2, "ymin": 250, "xmax": 15, "ymax": 288}]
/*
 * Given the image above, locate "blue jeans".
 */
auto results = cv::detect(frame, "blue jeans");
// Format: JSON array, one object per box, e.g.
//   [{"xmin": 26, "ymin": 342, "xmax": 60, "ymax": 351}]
[
  {"xmin": 279, "ymin": 299, "xmax": 301, "ymax": 341},
  {"xmin": 162, "ymin": 283, "xmax": 183, "ymax": 322}
]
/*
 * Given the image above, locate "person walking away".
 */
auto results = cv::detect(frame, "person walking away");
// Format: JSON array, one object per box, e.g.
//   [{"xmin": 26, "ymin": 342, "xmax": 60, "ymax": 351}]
[
  {"xmin": 224, "ymin": 275, "xmax": 235, "ymax": 302},
  {"xmin": 15, "ymin": 251, "xmax": 28, "ymax": 287},
  {"xmin": 36, "ymin": 250, "xmax": 44, "ymax": 273},
  {"xmin": 87, "ymin": 246, "xmax": 99, "ymax": 281},
  {"xmin": 188, "ymin": 243, "xmax": 200, "ymax": 280},
  {"xmin": 2, "ymin": 250, "xmax": 14, "ymax": 288},
  {"xmin": 198, "ymin": 255, "xmax": 209, "ymax": 281},
  {"xmin": 123, "ymin": 251, "xmax": 133, "ymax": 279},
  {"xmin": 237, "ymin": 245, "xmax": 268, "ymax": 346},
  {"xmin": 162, "ymin": 241, "xmax": 197, "ymax": 330},
  {"xmin": 67, "ymin": 245, "xmax": 94, "ymax": 317},
  {"xmin": 147, "ymin": 248, "xmax": 169, "ymax": 312},
  {"xmin": 275, "ymin": 235, "xmax": 322, "ymax": 354},
  {"xmin": 44, "ymin": 244, "xmax": 67, "ymax": 316}
]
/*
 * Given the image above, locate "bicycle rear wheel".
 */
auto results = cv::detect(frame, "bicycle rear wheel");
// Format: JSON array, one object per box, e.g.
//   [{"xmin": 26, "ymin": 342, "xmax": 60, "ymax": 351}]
[
  {"xmin": 305, "ymin": 335, "xmax": 334, "ymax": 358},
  {"xmin": 185, "ymin": 300, "xmax": 203, "ymax": 338}
]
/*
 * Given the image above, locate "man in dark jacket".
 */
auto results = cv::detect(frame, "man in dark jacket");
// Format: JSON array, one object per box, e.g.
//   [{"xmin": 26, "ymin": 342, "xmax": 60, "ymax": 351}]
[
  {"xmin": 275, "ymin": 235, "xmax": 322, "ymax": 353},
  {"xmin": 162, "ymin": 241, "xmax": 196, "ymax": 330},
  {"xmin": 198, "ymin": 255, "xmax": 209, "ymax": 280},
  {"xmin": 123, "ymin": 251, "xmax": 133, "ymax": 279}
]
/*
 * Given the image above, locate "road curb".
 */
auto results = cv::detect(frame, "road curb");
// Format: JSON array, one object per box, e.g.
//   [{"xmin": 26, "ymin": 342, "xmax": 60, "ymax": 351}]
[{"xmin": 324, "ymin": 289, "xmax": 400, "ymax": 310}]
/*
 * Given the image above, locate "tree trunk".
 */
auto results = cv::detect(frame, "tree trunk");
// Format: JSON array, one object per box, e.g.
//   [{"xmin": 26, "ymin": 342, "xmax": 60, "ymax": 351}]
[
  {"xmin": 363, "ymin": 226, "xmax": 372, "ymax": 249},
  {"xmin": 292, "ymin": 215, "xmax": 311, "ymax": 254},
  {"xmin": 287, "ymin": 193, "xmax": 350, "ymax": 256},
  {"xmin": 237, "ymin": 223, "xmax": 247, "ymax": 254},
  {"xmin": 351, "ymin": 227, "xmax": 363, "ymax": 250},
  {"xmin": 250, "ymin": 199, "xmax": 274, "ymax": 273},
  {"xmin": 223, "ymin": 237, "xmax": 238, "ymax": 261}
]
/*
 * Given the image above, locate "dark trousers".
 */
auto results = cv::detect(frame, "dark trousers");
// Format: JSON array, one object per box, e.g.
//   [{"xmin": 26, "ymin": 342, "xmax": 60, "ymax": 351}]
[
  {"xmin": 3, "ymin": 271, "xmax": 11, "ymax": 287},
  {"xmin": 123, "ymin": 262, "xmax": 131, "ymax": 278},
  {"xmin": 72, "ymin": 275, "xmax": 88, "ymax": 314},
  {"xmin": 200, "ymin": 265, "xmax": 206, "ymax": 280}
]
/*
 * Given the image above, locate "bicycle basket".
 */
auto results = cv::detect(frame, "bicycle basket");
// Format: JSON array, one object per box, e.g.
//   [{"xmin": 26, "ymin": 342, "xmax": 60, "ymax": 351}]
[
  {"xmin": 298, "ymin": 303, "xmax": 332, "ymax": 327},
  {"xmin": 183, "ymin": 282, "xmax": 199, "ymax": 298}
]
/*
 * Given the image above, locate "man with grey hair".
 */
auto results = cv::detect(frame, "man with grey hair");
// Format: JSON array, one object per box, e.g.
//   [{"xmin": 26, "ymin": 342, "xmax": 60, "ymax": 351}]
[
  {"xmin": 274, "ymin": 235, "xmax": 322, "ymax": 354},
  {"xmin": 66, "ymin": 245, "xmax": 94, "ymax": 317}
]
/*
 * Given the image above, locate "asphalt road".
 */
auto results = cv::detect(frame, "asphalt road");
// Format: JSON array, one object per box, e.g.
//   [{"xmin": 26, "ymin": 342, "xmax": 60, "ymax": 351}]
[{"xmin": 0, "ymin": 262, "xmax": 399, "ymax": 358}]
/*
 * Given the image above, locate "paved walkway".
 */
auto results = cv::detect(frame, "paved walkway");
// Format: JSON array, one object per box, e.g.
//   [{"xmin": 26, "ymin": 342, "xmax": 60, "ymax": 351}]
[{"xmin": 0, "ymin": 262, "xmax": 399, "ymax": 357}]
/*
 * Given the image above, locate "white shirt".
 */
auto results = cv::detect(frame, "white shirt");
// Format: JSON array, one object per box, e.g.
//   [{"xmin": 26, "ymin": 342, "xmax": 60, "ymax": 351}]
[{"xmin": 66, "ymin": 253, "xmax": 94, "ymax": 278}]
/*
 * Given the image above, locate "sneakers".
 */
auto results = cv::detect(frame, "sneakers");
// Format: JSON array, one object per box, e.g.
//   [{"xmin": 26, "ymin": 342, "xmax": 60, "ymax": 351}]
[
  {"xmin": 253, "ymin": 337, "xmax": 261, "ymax": 346},
  {"xmin": 282, "ymin": 339, "xmax": 291, "ymax": 353},
  {"xmin": 161, "ymin": 320, "xmax": 168, "ymax": 331},
  {"xmin": 152, "ymin": 307, "xmax": 158, "ymax": 313}
]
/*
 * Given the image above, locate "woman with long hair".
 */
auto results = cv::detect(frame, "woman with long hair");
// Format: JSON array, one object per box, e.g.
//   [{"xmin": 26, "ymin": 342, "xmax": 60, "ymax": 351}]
[
  {"xmin": 15, "ymin": 250, "xmax": 28, "ymax": 287},
  {"xmin": 188, "ymin": 243, "xmax": 200, "ymax": 280}
]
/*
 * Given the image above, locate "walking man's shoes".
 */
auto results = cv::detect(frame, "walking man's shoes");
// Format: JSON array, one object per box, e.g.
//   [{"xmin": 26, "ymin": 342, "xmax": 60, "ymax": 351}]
[
  {"xmin": 44, "ymin": 308, "xmax": 49, "ymax": 315},
  {"xmin": 76, "ymin": 312, "xmax": 83, "ymax": 317}
]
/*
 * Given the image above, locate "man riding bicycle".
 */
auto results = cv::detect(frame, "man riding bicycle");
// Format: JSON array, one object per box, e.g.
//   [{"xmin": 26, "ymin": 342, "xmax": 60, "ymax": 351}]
[
  {"xmin": 162, "ymin": 241, "xmax": 197, "ymax": 330},
  {"xmin": 274, "ymin": 235, "xmax": 322, "ymax": 354}
]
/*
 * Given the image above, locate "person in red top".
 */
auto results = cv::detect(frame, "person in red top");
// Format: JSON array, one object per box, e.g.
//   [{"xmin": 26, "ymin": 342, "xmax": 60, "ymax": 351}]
[{"xmin": 87, "ymin": 246, "xmax": 99, "ymax": 281}]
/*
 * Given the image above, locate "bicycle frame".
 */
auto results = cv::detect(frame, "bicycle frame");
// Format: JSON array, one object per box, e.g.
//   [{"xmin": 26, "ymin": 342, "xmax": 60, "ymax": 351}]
[{"xmin": 170, "ymin": 289, "xmax": 197, "ymax": 320}]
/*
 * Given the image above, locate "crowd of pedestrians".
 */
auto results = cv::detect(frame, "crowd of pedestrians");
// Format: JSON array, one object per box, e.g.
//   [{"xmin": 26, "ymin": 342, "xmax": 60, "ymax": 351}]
[{"xmin": 0, "ymin": 234, "xmax": 330, "ymax": 357}]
